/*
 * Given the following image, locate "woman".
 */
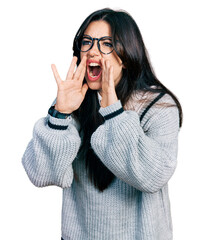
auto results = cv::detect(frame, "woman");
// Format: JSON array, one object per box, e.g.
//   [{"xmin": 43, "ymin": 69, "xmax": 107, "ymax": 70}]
[{"xmin": 22, "ymin": 8, "xmax": 182, "ymax": 240}]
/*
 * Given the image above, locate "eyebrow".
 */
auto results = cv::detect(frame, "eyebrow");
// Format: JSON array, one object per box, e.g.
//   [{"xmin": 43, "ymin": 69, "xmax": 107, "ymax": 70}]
[{"xmin": 83, "ymin": 34, "xmax": 112, "ymax": 39}]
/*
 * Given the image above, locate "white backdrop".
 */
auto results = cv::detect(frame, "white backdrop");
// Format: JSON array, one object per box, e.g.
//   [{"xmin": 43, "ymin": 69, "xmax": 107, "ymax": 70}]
[{"xmin": 0, "ymin": 0, "xmax": 204, "ymax": 239}]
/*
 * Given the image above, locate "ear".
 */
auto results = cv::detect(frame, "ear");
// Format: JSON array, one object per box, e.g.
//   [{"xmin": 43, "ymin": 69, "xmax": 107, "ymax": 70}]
[
  {"xmin": 120, "ymin": 61, "xmax": 126, "ymax": 69},
  {"xmin": 118, "ymin": 58, "xmax": 126, "ymax": 69},
  {"xmin": 116, "ymin": 53, "xmax": 126, "ymax": 69}
]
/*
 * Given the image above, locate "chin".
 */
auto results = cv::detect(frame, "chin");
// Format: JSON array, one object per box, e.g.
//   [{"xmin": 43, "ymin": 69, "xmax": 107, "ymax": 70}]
[{"xmin": 86, "ymin": 78, "xmax": 102, "ymax": 91}]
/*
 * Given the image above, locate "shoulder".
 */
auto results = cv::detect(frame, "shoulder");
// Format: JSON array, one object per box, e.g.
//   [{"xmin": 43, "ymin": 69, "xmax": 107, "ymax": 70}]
[
  {"xmin": 124, "ymin": 88, "xmax": 177, "ymax": 113},
  {"xmin": 124, "ymin": 89, "xmax": 179, "ymax": 131}
]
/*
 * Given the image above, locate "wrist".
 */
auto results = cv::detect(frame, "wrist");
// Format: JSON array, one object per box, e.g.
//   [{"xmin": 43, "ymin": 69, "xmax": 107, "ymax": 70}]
[
  {"xmin": 54, "ymin": 105, "xmax": 72, "ymax": 114},
  {"xmin": 100, "ymin": 96, "xmax": 118, "ymax": 108},
  {"xmin": 48, "ymin": 105, "xmax": 72, "ymax": 119},
  {"xmin": 99, "ymin": 100, "xmax": 124, "ymax": 120}
]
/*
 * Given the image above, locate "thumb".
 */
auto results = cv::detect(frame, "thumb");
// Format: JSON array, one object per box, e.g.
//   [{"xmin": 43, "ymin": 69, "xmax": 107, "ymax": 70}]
[{"xmin": 82, "ymin": 83, "xmax": 88, "ymax": 97}]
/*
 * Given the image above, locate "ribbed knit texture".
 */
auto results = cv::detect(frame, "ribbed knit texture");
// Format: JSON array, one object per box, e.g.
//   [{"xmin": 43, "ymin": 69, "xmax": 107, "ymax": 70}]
[{"xmin": 22, "ymin": 91, "xmax": 180, "ymax": 240}]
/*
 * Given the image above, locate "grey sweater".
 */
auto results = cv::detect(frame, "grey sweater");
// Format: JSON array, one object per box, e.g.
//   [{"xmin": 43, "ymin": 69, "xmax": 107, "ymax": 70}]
[{"xmin": 22, "ymin": 91, "xmax": 180, "ymax": 240}]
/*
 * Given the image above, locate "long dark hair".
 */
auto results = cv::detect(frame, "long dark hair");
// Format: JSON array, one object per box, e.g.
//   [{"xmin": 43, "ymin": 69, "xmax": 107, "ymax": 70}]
[{"xmin": 72, "ymin": 8, "xmax": 183, "ymax": 192}]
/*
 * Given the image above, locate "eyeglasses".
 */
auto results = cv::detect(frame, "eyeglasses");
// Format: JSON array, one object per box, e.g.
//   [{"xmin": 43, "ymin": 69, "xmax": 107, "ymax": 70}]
[{"xmin": 76, "ymin": 34, "xmax": 114, "ymax": 55}]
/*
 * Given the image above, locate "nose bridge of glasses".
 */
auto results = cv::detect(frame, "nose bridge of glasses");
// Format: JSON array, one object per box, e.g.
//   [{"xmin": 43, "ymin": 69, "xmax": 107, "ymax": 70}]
[{"xmin": 90, "ymin": 38, "xmax": 100, "ymax": 52}]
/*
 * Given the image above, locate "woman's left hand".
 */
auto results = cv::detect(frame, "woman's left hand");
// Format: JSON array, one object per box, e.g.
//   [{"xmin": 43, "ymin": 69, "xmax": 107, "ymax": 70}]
[{"xmin": 100, "ymin": 59, "xmax": 118, "ymax": 108}]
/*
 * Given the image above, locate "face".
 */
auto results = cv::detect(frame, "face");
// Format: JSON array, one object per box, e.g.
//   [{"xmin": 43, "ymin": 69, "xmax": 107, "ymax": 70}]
[{"xmin": 80, "ymin": 20, "xmax": 123, "ymax": 91}]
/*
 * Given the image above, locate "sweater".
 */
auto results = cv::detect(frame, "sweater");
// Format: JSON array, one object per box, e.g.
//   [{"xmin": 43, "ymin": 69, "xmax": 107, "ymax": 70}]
[{"xmin": 22, "ymin": 91, "xmax": 180, "ymax": 240}]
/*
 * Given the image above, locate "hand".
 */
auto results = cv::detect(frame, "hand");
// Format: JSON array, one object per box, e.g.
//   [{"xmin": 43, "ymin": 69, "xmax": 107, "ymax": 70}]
[
  {"xmin": 51, "ymin": 56, "xmax": 88, "ymax": 113},
  {"xmin": 100, "ymin": 59, "xmax": 118, "ymax": 108}
]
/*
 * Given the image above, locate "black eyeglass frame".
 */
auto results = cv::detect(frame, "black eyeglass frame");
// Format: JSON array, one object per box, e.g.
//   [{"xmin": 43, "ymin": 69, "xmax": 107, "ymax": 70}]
[{"xmin": 76, "ymin": 34, "xmax": 114, "ymax": 55}]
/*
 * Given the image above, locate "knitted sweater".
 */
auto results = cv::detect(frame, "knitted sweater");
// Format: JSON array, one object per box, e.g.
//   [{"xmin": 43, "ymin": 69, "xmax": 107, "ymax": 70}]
[{"xmin": 22, "ymin": 91, "xmax": 180, "ymax": 240}]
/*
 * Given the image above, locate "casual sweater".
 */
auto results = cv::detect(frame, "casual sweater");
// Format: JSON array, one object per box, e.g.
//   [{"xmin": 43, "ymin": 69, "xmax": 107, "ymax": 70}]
[{"xmin": 22, "ymin": 91, "xmax": 180, "ymax": 240}]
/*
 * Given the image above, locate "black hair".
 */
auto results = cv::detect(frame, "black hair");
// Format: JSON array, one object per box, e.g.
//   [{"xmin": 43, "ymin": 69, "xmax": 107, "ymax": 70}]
[{"xmin": 72, "ymin": 8, "xmax": 183, "ymax": 192}]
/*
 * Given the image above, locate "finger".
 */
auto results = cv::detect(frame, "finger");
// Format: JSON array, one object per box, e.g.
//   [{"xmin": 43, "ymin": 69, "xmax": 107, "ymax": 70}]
[
  {"xmin": 105, "ymin": 60, "xmax": 110, "ymax": 82},
  {"xmin": 101, "ymin": 58, "xmax": 105, "ymax": 82},
  {"xmin": 109, "ymin": 65, "xmax": 114, "ymax": 87},
  {"xmin": 51, "ymin": 64, "xmax": 61, "ymax": 85},
  {"xmin": 66, "ymin": 56, "xmax": 78, "ymax": 81},
  {"xmin": 101, "ymin": 58, "xmax": 105, "ymax": 69},
  {"xmin": 105, "ymin": 59, "xmax": 111, "ymax": 69},
  {"xmin": 73, "ymin": 56, "xmax": 87, "ymax": 81},
  {"xmin": 78, "ymin": 56, "xmax": 87, "ymax": 81}
]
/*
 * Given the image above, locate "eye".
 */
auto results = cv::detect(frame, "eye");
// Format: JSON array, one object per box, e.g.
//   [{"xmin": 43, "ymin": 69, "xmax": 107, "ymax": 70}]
[
  {"xmin": 100, "ymin": 37, "xmax": 113, "ymax": 48},
  {"xmin": 81, "ymin": 39, "xmax": 92, "ymax": 46},
  {"xmin": 103, "ymin": 42, "xmax": 113, "ymax": 48}
]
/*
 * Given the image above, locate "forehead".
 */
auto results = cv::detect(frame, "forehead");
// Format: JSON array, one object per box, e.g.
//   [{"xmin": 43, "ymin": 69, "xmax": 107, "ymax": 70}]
[{"xmin": 84, "ymin": 20, "xmax": 111, "ymax": 38}]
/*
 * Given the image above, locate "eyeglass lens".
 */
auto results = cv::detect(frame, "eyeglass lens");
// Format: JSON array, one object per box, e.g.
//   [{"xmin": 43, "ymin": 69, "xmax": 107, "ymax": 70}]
[{"xmin": 79, "ymin": 36, "xmax": 113, "ymax": 54}]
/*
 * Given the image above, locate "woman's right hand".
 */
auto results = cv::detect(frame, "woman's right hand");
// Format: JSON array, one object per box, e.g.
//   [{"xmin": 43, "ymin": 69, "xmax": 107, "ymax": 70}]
[{"xmin": 51, "ymin": 56, "xmax": 88, "ymax": 113}]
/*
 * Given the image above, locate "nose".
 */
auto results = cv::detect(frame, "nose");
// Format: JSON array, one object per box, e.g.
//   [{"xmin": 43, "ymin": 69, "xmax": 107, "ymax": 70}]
[{"xmin": 88, "ymin": 40, "xmax": 100, "ymax": 56}]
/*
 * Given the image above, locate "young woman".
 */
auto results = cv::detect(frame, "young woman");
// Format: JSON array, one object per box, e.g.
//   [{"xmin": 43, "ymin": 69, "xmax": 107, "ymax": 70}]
[{"xmin": 22, "ymin": 8, "xmax": 182, "ymax": 240}]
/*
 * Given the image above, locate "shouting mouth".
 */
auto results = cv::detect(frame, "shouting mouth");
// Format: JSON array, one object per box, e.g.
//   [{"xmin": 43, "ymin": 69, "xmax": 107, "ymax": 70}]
[{"xmin": 87, "ymin": 60, "xmax": 102, "ymax": 81}]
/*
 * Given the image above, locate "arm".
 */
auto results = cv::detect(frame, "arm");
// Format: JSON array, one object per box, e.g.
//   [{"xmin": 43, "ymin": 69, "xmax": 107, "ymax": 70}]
[
  {"xmin": 91, "ymin": 96, "xmax": 180, "ymax": 193},
  {"xmin": 22, "ymin": 113, "xmax": 81, "ymax": 188},
  {"xmin": 22, "ymin": 56, "xmax": 88, "ymax": 188}
]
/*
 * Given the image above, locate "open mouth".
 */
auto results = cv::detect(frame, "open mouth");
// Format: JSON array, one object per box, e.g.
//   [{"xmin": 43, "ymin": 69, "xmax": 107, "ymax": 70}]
[{"xmin": 87, "ymin": 62, "xmax": 102, "ymax": 81}]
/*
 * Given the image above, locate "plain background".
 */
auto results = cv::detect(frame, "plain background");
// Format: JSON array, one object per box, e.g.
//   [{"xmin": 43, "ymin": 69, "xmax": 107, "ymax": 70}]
[{"xmin": 0, "ymin": 0, "xmax": 204, "ymax": 239}]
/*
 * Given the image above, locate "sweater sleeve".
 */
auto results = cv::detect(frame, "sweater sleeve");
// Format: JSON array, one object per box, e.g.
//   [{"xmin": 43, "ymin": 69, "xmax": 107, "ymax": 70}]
[
  {"xmin": 90, "ymin": 95, "xmax": 180, "ymax": 193},
  {"xmin": 22, "ymin": 113, "xmax": 81, "ymax": 188}
]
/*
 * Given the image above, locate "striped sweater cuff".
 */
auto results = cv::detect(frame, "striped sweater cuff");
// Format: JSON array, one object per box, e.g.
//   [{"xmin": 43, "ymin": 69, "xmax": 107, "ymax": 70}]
[
  {"xmin": 99, "ymin": 100, "xmax": 124, "ymax": 120},
  {"xmin": 47, "ymin": 114, "xmax": 72, "ymax": 130}
]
